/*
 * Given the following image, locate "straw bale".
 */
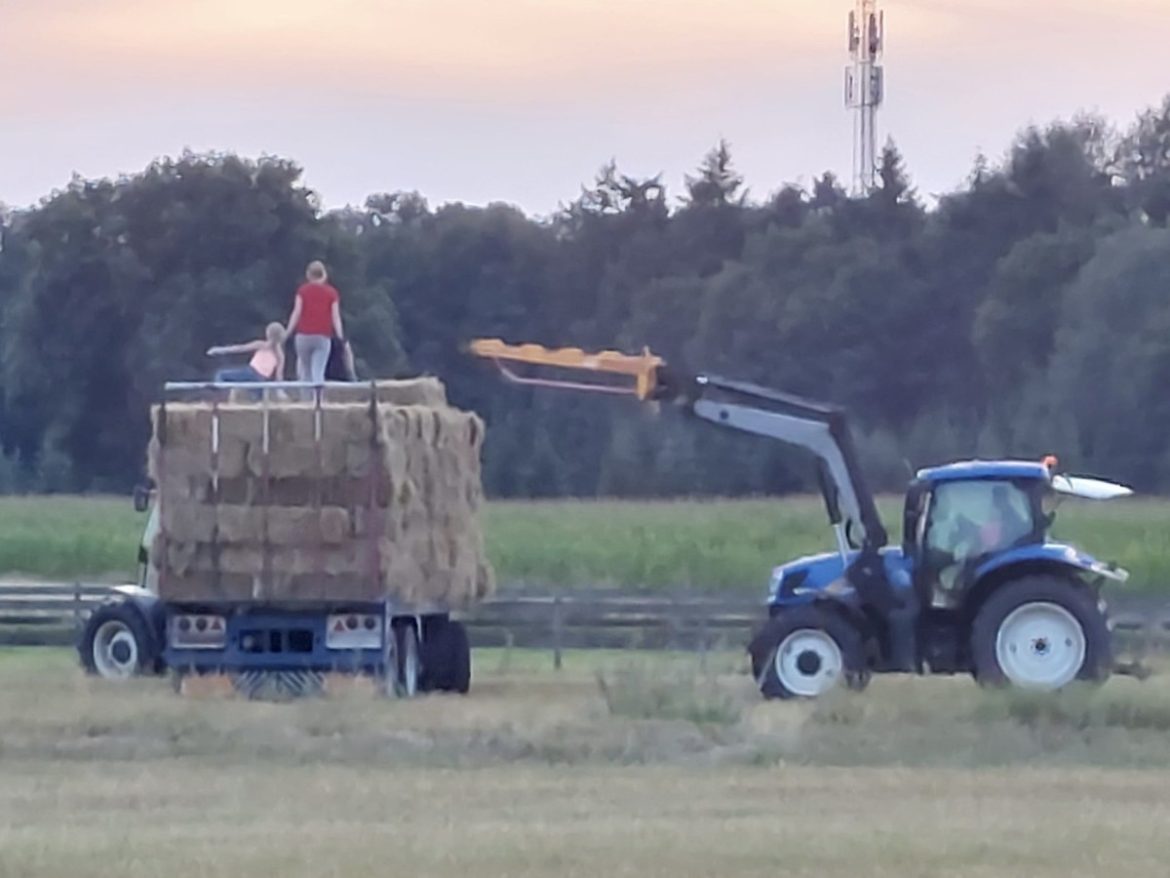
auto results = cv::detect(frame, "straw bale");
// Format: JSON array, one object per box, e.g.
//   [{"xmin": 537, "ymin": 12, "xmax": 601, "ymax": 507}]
[
  {"xmin": 159, "ymin": 503, "xmax": 356, "ymax": 546},
  {"xmin": 203, "ymin": 476, "xmax": 395, "ymax": 508},
  {"xmin": 320, "ymin": 378, "xmax": 448, "ymax": 407},
  {"xmin": 158, "ymin": 573, "xmax": 380, "ymax": 604},
  {"xmin": 149, "ymin": 379, "xmax": 493, "ymax": 607}
]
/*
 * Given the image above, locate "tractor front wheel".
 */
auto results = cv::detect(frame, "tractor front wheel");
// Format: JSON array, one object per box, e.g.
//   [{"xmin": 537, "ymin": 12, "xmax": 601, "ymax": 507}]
[
  {"xmin": 750, "ymin": 606, "xmax": 868, "ymax": 700},
  {"xmin": 970, "ymin": 575, "xmax": 1111, "ymax": 691}
]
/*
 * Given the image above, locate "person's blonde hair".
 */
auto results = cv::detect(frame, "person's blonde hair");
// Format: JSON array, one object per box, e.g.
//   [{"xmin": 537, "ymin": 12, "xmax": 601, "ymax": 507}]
[
  {"xmin": 306, "ymin": 261, "xmax": 328, "ymax": 283},
  {"xmin": 265, "ymin": 322, "xmax": 286, "ymax": 344}
]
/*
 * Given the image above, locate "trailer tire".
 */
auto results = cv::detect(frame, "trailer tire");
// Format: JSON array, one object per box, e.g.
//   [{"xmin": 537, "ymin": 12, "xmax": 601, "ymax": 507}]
[
  {"xmin": 970, "ymin": 575, "xmax": 1112, "ymax": 691},
  {"xmin": 750, "ymin": 605, "xmax": 867, "ymax": 700},
  {"xmin": 422, "ymin": 618, "xmax": 471, "ymax": 695},
  {"xmin": 394, "ymin": 622, "xmax": 421, "ymax": 698},
  {"xmin": 78, "ymin": 602, "xmax": 157, "ymax": 680}
]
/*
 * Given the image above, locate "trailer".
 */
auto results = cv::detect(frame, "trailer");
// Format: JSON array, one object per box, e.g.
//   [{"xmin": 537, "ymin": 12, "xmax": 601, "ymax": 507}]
[{"xmin": 78, "ymin": 381, "xmax": 474, "ymax": 699}]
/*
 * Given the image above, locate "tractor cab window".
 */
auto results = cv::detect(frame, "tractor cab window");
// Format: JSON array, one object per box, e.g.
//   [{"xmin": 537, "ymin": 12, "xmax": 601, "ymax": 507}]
[{"xmin": 922, "ymin": 480, "xmax": 1036, "ymax": 596}]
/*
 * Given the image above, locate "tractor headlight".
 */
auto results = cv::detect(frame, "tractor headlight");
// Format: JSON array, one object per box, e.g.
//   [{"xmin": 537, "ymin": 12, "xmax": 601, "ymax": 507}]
[
  {"xmin": 823, "ymin": 578, "xmax": 852, "ymax": 597},
  {"xmin": 768, "ymin": 567, "xmax": 784, "ymax": 597}
]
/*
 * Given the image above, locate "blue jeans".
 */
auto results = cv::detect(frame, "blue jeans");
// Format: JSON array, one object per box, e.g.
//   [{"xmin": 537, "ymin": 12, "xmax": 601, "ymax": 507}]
[
  {"xmin": 215, "ymin": 367, "xmax": 265, "ymax": 401},
  {"xmin": 215, "ymin": 367, "xmax": 263, "ymax": 383},
  {"xmin": 295, "ymin": 334, "xmax": 333, "ymax": 384}
]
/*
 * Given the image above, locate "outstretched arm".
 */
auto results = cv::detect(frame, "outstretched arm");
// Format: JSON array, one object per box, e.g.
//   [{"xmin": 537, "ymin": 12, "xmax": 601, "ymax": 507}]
[
  {"xmin": 207, "ymin": 340, "xmax": 263, "ymax": 356},
  {"xmin": 286, "ymin": 296, "xmax": 303, "ymax": 336}
]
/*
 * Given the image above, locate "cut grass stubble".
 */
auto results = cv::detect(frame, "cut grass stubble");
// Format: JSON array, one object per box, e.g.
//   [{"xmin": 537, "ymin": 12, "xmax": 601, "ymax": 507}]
[{"xmin": 6, "ymin": 651, "xmax": 1170, "ymax": 877}]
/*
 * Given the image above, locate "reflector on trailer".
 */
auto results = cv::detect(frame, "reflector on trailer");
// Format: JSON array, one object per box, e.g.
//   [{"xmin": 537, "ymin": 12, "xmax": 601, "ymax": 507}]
[{"xmin": 325, "ymin": 614, "xmax": 382, "ymax": 651}]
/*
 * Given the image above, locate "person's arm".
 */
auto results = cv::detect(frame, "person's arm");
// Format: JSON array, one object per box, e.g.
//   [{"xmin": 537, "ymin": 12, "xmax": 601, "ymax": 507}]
[
  {"xmin": 286, "ymin": 294, "xmax": 303, "ymax": 335},
  {"xmin": 207, "ymin": 341, "xmax": 263, "ymax": 356},
  {"xmin": 275, "ymin": 345, "xmax": 286, "ymax": 381},
  {"xmin": 331, "ymin": 299, "xmax": 345, "ymax": 340}
]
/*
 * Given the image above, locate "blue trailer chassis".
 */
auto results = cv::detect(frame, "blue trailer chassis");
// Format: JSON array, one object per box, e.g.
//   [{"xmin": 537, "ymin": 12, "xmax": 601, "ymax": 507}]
[{"xmin": 163, "ymin": 604, "xmax": 393, "ymax": 676}]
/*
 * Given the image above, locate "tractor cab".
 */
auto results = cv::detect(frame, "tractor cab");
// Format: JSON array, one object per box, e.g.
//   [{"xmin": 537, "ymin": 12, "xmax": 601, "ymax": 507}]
[
  {"xmin": 903, "ymin": 459, "xmax": 1131, "ymax": 611},
  {"xmin": 905, "ymin": 462, "xmax": 1050, "ymax": 609}
]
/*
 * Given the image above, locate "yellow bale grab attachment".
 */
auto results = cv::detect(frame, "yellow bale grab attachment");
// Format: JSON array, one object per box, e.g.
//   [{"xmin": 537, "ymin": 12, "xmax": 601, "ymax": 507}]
[{"xmin": 468, "ymin": 338, "xmax": 665, "ymax": 400}]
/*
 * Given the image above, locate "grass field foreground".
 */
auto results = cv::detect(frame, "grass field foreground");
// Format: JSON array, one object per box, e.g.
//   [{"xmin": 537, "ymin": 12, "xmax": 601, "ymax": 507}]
[
  {"xmin": 4, "ymin": 650, "xmax": 1170, "ymax": 876},
  {"xmin": 1, "ymin": 494, "xmax": 1169, "ymax": 592}
]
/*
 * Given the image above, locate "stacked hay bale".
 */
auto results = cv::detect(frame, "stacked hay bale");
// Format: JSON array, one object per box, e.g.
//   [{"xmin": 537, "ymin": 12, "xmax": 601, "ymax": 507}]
[{"xmin": 147, "ymin": 378, "xmax": 494, "ymax": 608}]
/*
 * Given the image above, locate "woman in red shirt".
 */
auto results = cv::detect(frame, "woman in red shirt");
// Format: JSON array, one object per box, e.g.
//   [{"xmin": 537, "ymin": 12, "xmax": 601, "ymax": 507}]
[{"xmin": 286, "ymin": 260, "xmax": 345, "ymax": 384}]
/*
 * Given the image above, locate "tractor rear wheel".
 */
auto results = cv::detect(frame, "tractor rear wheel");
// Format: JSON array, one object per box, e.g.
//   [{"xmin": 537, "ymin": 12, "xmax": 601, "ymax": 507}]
[
  {"xmin": 970, "ymin": 575, "xmax": 1111, "ymax": 691},
  {"xmin": 750, "ymin": 605, "xmax": 867, "ymax": 700}
]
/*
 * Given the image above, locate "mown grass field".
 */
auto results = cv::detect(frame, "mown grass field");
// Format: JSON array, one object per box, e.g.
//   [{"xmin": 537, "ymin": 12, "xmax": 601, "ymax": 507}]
[
  {"xmin": 2, "ymin": 494, "xmax": 1170, "ymax": 591},
  {"xmin": 4, "ymin": 648, "xmax": 1170, "ymax": 877}
]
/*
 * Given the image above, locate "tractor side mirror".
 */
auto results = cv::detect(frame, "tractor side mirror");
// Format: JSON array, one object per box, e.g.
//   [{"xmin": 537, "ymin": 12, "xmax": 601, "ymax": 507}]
[{"xmin": 132, "ymin": 483, "xmax": 153, "ymax": 513}]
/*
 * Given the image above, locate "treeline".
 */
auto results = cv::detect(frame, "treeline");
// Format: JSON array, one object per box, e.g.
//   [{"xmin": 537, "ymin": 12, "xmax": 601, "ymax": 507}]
[{"xmin": 2, "ymin": 96, "xmax": 1170, "ymax": 497}]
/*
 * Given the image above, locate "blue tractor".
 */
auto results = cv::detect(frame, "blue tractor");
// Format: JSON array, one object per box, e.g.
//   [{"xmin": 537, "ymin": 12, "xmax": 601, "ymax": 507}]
[
  {"xmin": 749, "ymin": 457, "xmax": 1130, "ymax": 698},
  {"xmin": 471, "ymin": 339, "xmax": 1135, "ymax": 698}
]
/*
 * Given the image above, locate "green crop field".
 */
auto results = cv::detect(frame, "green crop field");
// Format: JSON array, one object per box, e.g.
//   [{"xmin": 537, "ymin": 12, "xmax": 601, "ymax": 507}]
[
  {"xmin": 1, "ymin": 494, "xmax": 1170, "ymax": 592},
  {"xmin": 4, "ymin": 648, "xmax": 1170, "ymax": 877}
]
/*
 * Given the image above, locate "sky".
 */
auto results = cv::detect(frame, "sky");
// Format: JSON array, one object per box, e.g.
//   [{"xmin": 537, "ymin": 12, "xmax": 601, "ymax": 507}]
[{"xmin": 1, "ymin": 0, "xmax": 1168, "ymax": 216}]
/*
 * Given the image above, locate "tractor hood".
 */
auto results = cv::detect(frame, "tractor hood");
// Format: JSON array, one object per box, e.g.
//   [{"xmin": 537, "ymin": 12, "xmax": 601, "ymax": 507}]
[
  {"xmin": 767, "ymin": 547, "xmax": 913, "ymax": 606},
  {"xmin": 768, "ymin": 541, "xmax": 1129, "ymax": 608}
]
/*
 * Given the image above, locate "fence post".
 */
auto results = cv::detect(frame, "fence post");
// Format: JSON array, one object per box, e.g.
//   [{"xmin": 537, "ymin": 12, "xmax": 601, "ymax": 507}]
[
  {"xmin": 698, "ymin": 610, "xmax": 709, "ymax": 673},
  {"xmin": 552, "ymin": 594, "xmax": 563, "ymax": 671}
]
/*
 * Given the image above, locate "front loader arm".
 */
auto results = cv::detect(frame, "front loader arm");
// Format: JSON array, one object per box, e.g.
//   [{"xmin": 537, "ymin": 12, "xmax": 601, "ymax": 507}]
[{"xmin": 469, "ymin": 339, "xmax": 888, "ymax": 552}]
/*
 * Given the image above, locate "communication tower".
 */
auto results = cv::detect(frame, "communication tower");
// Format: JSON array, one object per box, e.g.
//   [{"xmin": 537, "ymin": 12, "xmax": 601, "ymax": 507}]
[{"xmin": 846, "ymin": 0, "xmax": 885, "ymax": 195}]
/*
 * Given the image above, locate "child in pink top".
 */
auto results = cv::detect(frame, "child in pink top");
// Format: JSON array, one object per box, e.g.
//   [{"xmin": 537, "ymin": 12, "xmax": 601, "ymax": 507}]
[{"xmin": 207, "ymin": 322, "xmax": 286, "ymax": 384}]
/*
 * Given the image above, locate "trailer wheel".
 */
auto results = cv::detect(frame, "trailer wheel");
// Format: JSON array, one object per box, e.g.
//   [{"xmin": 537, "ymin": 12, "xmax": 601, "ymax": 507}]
[
  {"xmin": 79, "ymin": 603, "xmax": 156, "ymax": 680},
  {"xmin": 421, "ymin": 617, "xmax": 471, "ymax": 694},
  {"xmin": 971, "ymin": 575, "xmax": 1111, "ymax": 691},
  {"xmin": 442, "ymin": 621, "xmax": 471, "ymax": 695},
  {"xmin": 394, "ymin": 622, "xmax": 421, "ymax": 698},
  {"xmin": 750, "ymin": 605, "xmax": 867, "ymax": 700}
]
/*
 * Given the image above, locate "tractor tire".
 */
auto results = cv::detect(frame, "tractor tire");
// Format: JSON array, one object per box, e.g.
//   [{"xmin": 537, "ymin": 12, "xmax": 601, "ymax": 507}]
[
  {"xmin": 421, "ymin": 618, "xmax": 471, "ymax": 695},
  {"xmin": 970, "ymin": 574, "xmax": 1112, "ymax": 691},
  {"xmin": 750, "ymin": 605, "xmax": 868, "ymax": 700},
  {"xmin": 78, "ymin": 602, "xmax": 157, "ymax": 681}
]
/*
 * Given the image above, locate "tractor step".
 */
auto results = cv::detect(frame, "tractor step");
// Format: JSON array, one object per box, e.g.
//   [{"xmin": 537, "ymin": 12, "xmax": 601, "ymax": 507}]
[{"xmin": 1114, "ymin": 660, "xmax": 1153, "ymax": 681}]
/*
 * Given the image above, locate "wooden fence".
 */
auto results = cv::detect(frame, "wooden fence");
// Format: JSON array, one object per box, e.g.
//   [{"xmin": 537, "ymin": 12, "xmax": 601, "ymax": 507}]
[{"xmin": 3, "ymin": 581, "xmax": 1170, "ymax": 661}]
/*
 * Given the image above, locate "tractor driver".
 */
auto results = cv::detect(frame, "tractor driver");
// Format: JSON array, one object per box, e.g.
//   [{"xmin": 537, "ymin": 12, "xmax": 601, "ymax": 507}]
[
  {"xmin": 979, "ymin": 483, "xmax": 1032, "ymax": 553},
  {"xmin": 927, "ymin": 481, "xmax": 1033, "ymax": 595}
]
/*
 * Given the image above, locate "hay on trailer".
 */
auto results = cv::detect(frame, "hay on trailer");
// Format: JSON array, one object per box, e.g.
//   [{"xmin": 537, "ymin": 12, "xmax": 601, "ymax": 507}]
[
  {"xmin": 320, "ymin": 377, "xmax": 448, "ymax": 407},
  {"xmin": 147, "ymin": 384, "xmax": 492, "ymax": 607},
  {"xmin": 158, "ymin": 503, "xmax": 356, "ymax": 546}
]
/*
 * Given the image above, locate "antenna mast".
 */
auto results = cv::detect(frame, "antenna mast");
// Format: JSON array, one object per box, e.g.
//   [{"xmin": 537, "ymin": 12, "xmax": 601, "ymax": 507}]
[{"xmin": 846, "ymin": 0, "xmax": 885, "ymax": 195}]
